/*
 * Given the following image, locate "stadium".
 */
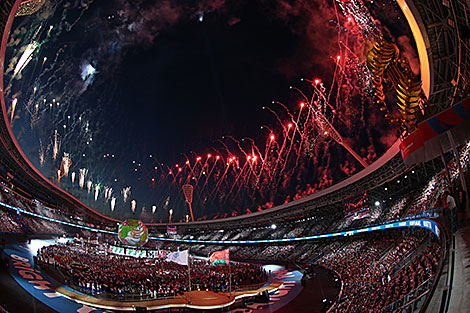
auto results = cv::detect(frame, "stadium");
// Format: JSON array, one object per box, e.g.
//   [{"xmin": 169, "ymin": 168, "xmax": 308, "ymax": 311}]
[{"xmin": 0, "ymin": 0, "xmax": 470, "ymax": 312}]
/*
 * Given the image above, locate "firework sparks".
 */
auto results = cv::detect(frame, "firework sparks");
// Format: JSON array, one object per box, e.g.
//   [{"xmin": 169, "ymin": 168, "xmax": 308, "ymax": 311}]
[
  {"xmin": 104, "ymin": 186, "xmax": 113, "ymax": 200},
  {"xmin": 12, "ymin": 41, "xmax": 39, "ymax": 79},
  {"xmin": 38, "ymin": 140, "xmax": 45, "ymax": 167},
  {"xmin": 10, "ymin": 98, "xmax": 18, "ymax": 123},
  {"xmin": 110, "ymin": 197, "xmax": 116, "ymax": 211},
  {"xmin": 87, "ymin": 180, "xmax": 92, "ymax": 194},
  {"xmin": 94, "ymin": 184, "xmax": 100, "ymax": 201},
  {"xmin": 60, "ymin": 153, "xmax": 72, "ymax": 176},
  {"xmin": 122, "ymin": 186, "xmax": 131, "ymax": 202},
  {"xmin": 52, "ymin": 130, "xmax": 60, "ymax": 161},
  {"xmin": 169, "ymin": 208, "xmax": 173, "ymax": 222},
  {"xmin": 79, "ymin": 168, "xmax": 87, "ymax": 189}
]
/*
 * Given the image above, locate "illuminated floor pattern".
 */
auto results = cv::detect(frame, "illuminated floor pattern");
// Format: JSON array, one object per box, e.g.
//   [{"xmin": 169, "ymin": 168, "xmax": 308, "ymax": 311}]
[
  {"xmin": 231, "ymin": 264, "xmax": 303, "ymax": 313},
  {"xmin": 3, "ymin": 238, "xmax": 102, "ymax": 313}
]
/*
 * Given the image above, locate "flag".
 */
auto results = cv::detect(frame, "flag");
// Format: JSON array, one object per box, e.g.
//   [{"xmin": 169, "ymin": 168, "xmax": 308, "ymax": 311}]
[
  {"xmin": 166, "ymin": 250, "xmax": 189, "ymax": 266},
  {"xmin": 210, "ymin": 249, "xmax": 229, "ymax": 265}
]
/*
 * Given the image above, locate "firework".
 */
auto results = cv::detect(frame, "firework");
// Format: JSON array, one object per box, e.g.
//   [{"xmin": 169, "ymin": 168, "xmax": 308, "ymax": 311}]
[
  {"xmin": 12, "ymin": 41, "xmax": 39, "ymax": 79},
  {"xmin": 163, "ymin": 195, "xmax": 170, "ymax": 209},
  {"xmin": 94, "ymin": 184, "xmax": 100, "ymax": 201},
  {"xmin": 38, "ymin": 140, "xmax": 45, "ymax": 167},
  {"xmin": 122, "ymin": 186, "xmax": 131, "ymax": 202},
  {"xmin": 10, "ymin": 98, "xmax": 17, "ymax": 123},
  {"xmin": 79, "ymin": 168, "xmax": 87, "ymax": 188},
  {"xmin": 131, "ymin": 199, "xmax": 136, "ymax": 213},
  {"xmin": 169, "ymin": 208, "xmax": 173, "ymax": 222},
  {"xmin": 104, "ymin": 186, "xmax": 113, "ymax": 200},
  {"xmin": 61, "ymin": 153, "xmax": 72, "ymax": 176},
  {"xmin": 110, "ymin": 197, "xmax": 116, "ymax": 211},
  {"xmin": 87, "ymin": 180, "xmax": 92, "ymax": 194},
  {"xmin": 52, "ymin": 130, "xmax": 60, "ymax": 161},
  {"xmin": 71, "ymin": 171, "xmax": 76, "ymax": 184}
]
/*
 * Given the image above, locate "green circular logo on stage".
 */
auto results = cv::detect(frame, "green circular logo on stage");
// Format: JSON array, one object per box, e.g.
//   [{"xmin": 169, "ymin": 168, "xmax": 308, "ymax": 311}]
[{"xmin": 118, "ymin": 219, "xmax": 148, "ymax": 246}]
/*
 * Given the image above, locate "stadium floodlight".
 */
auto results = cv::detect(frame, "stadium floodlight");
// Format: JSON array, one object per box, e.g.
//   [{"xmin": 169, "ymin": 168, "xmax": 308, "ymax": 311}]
[
  {"xmin": 271, "ymin": 224, "xmax": 277, "ymax": 230},
  {"xmin": 375, "ymin": 201, "xmax": 380, "ymax": 207}
]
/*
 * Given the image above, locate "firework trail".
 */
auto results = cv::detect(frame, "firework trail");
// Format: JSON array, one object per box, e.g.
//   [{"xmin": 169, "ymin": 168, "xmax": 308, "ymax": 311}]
[
  {"xmin": 87, "ymin": 180, "xmax": 92, "ymax": 194},
  {"xmin": 60, "ymin": 152, "xmax": 72, "ymax": 176},
  {"xmin": 94, "ymin": 184, "xmax": 100, "ymax": 201},
  {"xmin": 10, "ymin": 98, "xmax": 18, "ymax": 123},
  {"xmin": 38, "ymin": 140, "xmax": 45, "ymax": 167},
  {"xmin": 104, "ymin": 186, "xmax": 113, "ymax": 201},
  {"xmin": 110, "ymin": 197, "xmax": 116, "ymax": 211},
  {"xmin": 122, "ymin": 186, "xmax": 131, "ymax": 202},
  {"xmin": 79, "ymin": 168, "xmax": 87, "ymax": 189},
  {"xmin": 51, "ymin": 130, "xmax": 60, "ymax": 161}
]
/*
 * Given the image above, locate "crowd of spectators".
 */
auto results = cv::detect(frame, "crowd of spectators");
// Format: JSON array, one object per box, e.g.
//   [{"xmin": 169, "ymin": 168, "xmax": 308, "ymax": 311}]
[
  {"xmin": 0, "ymin": 207, "xmax": 22, "ymax": 233},
  {"xmin": 36, "ymin": 242, "xmax": 267, "ymax": 299},
  {"xmin": 317, "ymin": 232, "xmax": 440, "ymax": 312},
  {"xmin": 0, "ymin": 178, "xmax": 117, "ymax": 234},
  {"xmin": 177, "ymin": 228, "xmax": 441, "ymax": 312}
]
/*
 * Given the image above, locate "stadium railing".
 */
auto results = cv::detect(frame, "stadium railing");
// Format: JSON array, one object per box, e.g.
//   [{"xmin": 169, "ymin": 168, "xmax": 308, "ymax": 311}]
[{"xmin": 382, "ymin": 278, "xmax": 432, "ymax": 313}]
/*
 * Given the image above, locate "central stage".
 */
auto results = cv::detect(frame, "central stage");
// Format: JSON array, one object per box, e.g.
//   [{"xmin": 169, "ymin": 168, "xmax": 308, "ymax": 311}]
[{"xmin": 54, "ymin": 282, "xmax": 283, "ymax": 311}]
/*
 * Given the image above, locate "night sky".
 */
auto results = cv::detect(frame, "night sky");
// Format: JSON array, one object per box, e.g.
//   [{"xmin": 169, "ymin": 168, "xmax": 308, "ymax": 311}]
[{"xmin": 3, "ymin": 0, "xmax": 416, "ymax": 222}]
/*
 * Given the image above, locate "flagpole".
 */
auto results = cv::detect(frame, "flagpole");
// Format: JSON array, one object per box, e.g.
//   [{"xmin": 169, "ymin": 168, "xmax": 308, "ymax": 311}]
[
  {"xmin": 229, "ymin": 249, "xmax": 232, "ymax": 297},
  {"xmin": 229, "ymin": 260, "xmax": 232, "ymax": 297},
  {"xmin": 188, "ymin": 247, "xmax": 192, "ymax": 304}
]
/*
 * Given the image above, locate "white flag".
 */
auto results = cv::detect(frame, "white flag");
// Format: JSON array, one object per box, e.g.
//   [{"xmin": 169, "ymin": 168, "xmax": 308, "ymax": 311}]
[{"xmin": 166, "ymin": 250, "xmax": 189, "ymax": 266}]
